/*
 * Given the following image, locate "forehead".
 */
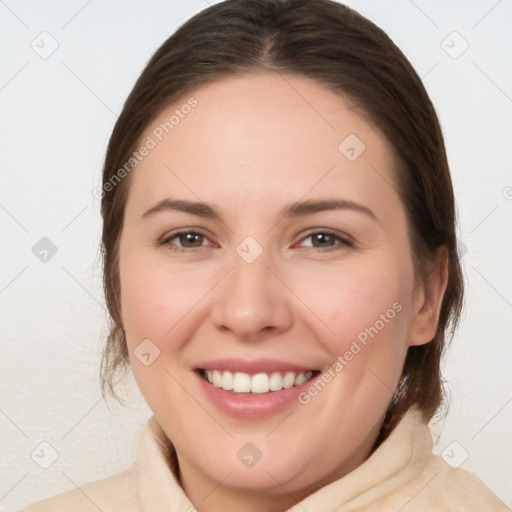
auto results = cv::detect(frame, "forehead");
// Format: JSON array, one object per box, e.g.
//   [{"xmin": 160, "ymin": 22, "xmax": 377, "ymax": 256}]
[{"xmin": 127, "ymin": 71, "xmax": 400, "ymax": 217}]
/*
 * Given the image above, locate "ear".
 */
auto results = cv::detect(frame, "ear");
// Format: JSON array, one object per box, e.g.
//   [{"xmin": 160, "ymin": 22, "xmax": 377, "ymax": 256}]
[{"xmin": 409, "ymin": 246, "xmax": 449, "ymax": 347}]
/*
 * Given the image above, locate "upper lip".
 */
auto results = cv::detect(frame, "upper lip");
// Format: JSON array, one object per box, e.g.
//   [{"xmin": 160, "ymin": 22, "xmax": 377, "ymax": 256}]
[{"xmin": 196, "ymin": 358, "xmax": 318, "ymax": 375}]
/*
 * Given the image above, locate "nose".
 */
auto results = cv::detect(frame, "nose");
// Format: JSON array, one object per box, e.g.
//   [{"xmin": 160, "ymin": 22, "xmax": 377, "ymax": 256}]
[{"xmin": 210, "ymin": 250, "xmax": 294, "ymax": 341}]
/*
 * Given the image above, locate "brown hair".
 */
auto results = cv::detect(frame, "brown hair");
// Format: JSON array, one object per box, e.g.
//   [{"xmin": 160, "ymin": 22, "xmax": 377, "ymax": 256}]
[{"xmin": 99, "ymin": 0, "xmax": 463, "ymax": 444}]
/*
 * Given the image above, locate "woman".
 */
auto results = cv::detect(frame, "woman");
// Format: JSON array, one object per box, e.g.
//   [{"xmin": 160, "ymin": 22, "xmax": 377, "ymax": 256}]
[{"xmin": 19, "ymin": 0, "xmax": 507, "ymax": 510}]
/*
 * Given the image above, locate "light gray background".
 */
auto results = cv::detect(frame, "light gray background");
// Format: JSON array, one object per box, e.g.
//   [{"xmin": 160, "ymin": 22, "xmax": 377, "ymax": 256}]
[{"xmin": 1, "ymin": 0, "xmax": 511, "ymax": 510}]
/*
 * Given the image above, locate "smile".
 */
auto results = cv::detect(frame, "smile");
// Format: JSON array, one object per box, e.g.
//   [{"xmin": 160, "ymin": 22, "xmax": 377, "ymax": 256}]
[{"xmin": 200, "ymin": 369, "xmax": 318, "ymax": 394}]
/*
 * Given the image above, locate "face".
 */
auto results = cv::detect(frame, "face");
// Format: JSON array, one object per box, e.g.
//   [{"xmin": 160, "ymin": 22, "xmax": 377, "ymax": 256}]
[{"xmin": 118, "ymin": 72, "xmax": 441, "ymax": 508}]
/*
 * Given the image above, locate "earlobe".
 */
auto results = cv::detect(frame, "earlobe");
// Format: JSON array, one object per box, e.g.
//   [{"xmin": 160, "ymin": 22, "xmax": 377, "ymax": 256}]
[{"xmin": 409, "ymin": 246, "xmax": 449, "ymax": 347}]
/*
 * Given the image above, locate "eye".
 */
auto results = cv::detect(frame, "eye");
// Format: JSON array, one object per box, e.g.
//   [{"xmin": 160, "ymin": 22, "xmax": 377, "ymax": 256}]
[
  {"xmin": 160, "ymin": 230, "xmax": 213, "ymax": 250},
  {"xmin": 297, "ymin": 230, "xmax": 352, "ymax": 250}
]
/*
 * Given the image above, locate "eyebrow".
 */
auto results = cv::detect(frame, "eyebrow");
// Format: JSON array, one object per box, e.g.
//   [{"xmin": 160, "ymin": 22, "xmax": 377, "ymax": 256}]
[
  {"xmin": 142, "ymin": 199, "xmax": 220, "ymax": 220},
  {"xmin": 141, "ymin": 197, "xmax": 378, "ymax": 223}
]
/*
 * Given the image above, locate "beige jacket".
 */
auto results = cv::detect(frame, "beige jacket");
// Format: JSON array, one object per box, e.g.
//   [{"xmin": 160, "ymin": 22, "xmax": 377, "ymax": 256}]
[{"xmin": 19, "ymin": 408, "xmax": 509, "ymax": 511}]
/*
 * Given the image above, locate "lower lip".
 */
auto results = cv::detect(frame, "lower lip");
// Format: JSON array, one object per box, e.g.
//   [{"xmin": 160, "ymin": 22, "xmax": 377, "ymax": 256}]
[{"xmin": 194, "ymin": 371, "xmax": 317, "ymax": 420}]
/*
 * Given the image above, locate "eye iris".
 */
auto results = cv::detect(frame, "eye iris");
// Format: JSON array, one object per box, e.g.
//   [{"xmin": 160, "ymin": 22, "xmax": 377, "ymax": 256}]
[
  {"xmin": 180, "ymin": 233, "xmax": 203, "ymax": 247},
  {"xmin": 312, "ymin": 233, "xmax": 335, "ymax": 247}
]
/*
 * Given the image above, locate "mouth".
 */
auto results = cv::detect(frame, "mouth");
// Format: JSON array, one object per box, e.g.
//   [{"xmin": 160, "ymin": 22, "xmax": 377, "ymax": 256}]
[
  {"xmin": 194, "ymin": 359, "xmax": 323, "ymax": 419},
  {"xmin": 197, "ymin": 369, "xmax": 320, "ymax": 394}
]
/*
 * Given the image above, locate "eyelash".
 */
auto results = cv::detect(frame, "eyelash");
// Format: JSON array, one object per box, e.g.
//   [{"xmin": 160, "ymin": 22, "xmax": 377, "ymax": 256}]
[{"xmin": 159, "ymin": 229, "xmax": 353, "ymax": 252}]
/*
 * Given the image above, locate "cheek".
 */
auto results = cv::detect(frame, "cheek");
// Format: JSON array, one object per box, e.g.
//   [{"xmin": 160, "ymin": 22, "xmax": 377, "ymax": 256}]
[
  {"xmin": 290, "ymin": 257, "xmax": 413, "ymax": 381},
  {"xmin": 298, "ymin": 263, "xmax": 407, "ymax": 335},
  {"xmin": 288, "ymin": 263, "xmax": 413, "ymax": 437},
  {"xmin": 120, "ymin": 252, "xmax": 216, "ymax": 351},
  {"xmin": 119, "ymin": 254, "xmax": 210, "ymax": 405}
]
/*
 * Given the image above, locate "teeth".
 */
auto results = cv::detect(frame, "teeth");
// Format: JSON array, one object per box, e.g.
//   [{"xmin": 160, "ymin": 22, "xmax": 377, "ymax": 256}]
[
  {"xmin": 283, "ymin": 372, "xmax": 295, "ymax": 389},
  {"xmin": 269, "ymin": 372, "xmax": 283, "ymax": 391},
  {"xmin": 221, "ymin": 371, "xmax": 233, "ymax": 391},
  {"xmin": 294, "ymin": 372, "xmax": 308, "ymax": 386},
  {"xmin": 204, "ymin": 370, "xmax": 314, "ymax": 393},
  {"xmin": 233, "ymin": 372, "xmax": 251, "ymax": 392},
  {"xmin": 212, "ymin": 370, "xmax": 222, "ymax": 387},
  {"xmin": 251, "ymin": 373, "xmax": 269, "ymax": 393}
]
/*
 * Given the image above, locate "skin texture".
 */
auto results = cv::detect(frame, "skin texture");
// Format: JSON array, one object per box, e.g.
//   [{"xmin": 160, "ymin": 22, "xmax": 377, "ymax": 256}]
[{"xmin": 118, "ymin": 72, "xmax": 448, "ymax": 512}]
